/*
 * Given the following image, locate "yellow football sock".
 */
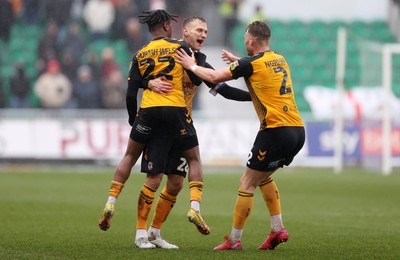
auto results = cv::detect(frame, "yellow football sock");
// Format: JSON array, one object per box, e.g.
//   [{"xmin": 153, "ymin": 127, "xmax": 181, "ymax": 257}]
[
  {"xmin": 108, "ymin": 180, "xmax": 124, "ymax": 198},
  {"xmin": 150, "ymin": 187, "xmax": 177, "ymax": 229},
  {"xmin": 232, "ymin": 189, "xmax": 254, "ymax": 229},
  {"xmin": 189, "ymin": 181, "xmax": 203, "ymax": 203},
  {"xmin": 136, "ymin": 184, "xmax": 156, "ymax": 229},
  {"xmin": 259, "ymin": 177, "xmax": 281, "ymax": 215}
]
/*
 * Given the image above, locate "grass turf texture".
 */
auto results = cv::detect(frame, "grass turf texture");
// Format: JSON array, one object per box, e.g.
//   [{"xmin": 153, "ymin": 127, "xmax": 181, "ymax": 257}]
[{"xmin": 1, "ymin": 167, "xmax": 399, "ymax": 259}]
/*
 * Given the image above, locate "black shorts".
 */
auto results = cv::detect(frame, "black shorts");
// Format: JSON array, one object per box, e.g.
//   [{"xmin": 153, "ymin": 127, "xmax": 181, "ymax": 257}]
[
  {"xmin": 246, "ymin": 126, "xmax": 305, "ymax": 171},
  {"xmin": 133, "ymin": 107, "xmax": 198, "ymax": 175},
  {"xmin": 130, "ymin": 106, "xmax": 197, "ymax": 145},
  {"xmin": 141, "ymin": 134, "xmax": 191, "ymax": 177}
]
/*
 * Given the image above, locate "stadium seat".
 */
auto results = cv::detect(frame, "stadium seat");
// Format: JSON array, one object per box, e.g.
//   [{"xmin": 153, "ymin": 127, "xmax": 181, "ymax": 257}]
[
  {"xmin": 1, "ymin": 65, "xmax": 13, "ymax": 79},
  {"xmin": 330, "ymin": 20, "xmax": 347, "ymax": 30},
  {"xmin": 287, "ymin": 20, "xmax": 310, "ymax": 40},
  {"xmin": 112, "ymin": 40, "xmax": 127, "ymax": 53},
  {"xmin": 310, "ymin": 20, "xmax": 335, "ymax": 41},
  {"xmin": 344, "ymin": 69, "xmax": 359, "ymax": 88},
  {"xmin": 295, "ymin": 94, "xmax": 311, "ymax": 112},
  {"xmin": 368, "ymin": 20, "xmax": 395, "ymax": 42},
  {"xmin": 349, "ymin": 20, "xmax": 372, "ymax": 38},
  {"xmin": 231, "ymin": 25, "xmax": 247, "ymax": 56}
]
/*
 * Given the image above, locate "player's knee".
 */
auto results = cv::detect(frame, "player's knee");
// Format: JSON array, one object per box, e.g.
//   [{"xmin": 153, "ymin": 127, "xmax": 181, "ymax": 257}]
[
  {"xmin": 239, "ymin": 174, "xmax": 258, "ymax": 192},
  {"xmin": 145, "ymin": 174, "xmax": 163, "ymax": 190},
  {"xmin": 166, "ymin": 176, "xmax": 184, "ymax": 194}
]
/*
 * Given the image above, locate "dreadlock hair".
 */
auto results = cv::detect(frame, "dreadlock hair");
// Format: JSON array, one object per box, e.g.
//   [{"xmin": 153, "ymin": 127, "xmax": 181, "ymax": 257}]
[{"xmin": 139, "ymin": 10, "xmax": 178, "ymax": 33}]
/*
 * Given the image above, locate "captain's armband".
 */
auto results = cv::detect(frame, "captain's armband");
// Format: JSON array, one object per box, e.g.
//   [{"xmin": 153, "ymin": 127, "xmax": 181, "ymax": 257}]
[{"xmin": 209, "ymin": 82, "xmax": 227, "ymax": 96}]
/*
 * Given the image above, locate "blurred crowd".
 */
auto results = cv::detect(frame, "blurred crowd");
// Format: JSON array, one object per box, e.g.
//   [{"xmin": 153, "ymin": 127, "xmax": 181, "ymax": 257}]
[
  {"xmin": 0, "ymin": 0, "xmax": 189, "ymax": 109},
  {"xmin": 0, "ymin": 0, "xmax": 265, "ymax": 109}
]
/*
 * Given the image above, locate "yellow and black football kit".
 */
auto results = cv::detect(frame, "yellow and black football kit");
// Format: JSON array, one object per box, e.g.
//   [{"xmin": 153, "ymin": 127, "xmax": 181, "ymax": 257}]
[
  {"xmin": 230, "ymin": 50, "xmax": 305, "ymax": 171},
  {"xmin": 127, "ymin": 37, "xmax": 200, "ymax": 173},
  {"xmin": 141, "ymin": 51, "xmax": 252, "ymax": 176}
]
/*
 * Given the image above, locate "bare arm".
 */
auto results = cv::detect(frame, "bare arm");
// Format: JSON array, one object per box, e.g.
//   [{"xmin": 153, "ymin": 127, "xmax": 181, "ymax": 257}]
[
  {"xmin": 175, "ymin": 48, "xmax": 232, "ymax": 84},
  {"xmin": 147, "ymin": 76, "xmax": 173, "ymax": 95},
  {"xmin": 221, "ymin": 49, "xmax": 240, "ymax": 64}
]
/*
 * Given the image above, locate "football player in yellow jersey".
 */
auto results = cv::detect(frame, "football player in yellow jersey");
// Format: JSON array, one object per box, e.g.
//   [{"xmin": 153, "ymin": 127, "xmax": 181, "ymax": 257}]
[
  {"xmin": 175, "ymin": 21, "xmax": 305, "ymax": 250},
  {"xmin": 134, "ymin": 16, "xmax": 253, "ymax": 249},
  {"xmin": 98, "ymin": 10, "xmax": 207, "ymax": 249}
]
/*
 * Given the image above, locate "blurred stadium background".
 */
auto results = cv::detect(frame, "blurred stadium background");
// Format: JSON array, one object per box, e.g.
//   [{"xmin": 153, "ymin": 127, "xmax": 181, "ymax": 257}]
[{"xmin": 0, "ymin": 0, "xmax": 399, "ymax": 174}]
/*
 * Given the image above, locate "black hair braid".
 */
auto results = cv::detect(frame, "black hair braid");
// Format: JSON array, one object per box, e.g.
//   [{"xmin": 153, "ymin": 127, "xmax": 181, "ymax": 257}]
[{"xmin": 138, "ymin": 10, "xmax": 178, "ymax": 26}]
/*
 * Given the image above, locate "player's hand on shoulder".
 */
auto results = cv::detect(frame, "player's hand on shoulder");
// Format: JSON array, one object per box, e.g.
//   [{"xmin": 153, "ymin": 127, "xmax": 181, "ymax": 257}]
[
  {"xmin": 194, "ymin": 52, "xmax": 207, "ymax": 67},
  {"xmin": 175, "ymin": 48, "xmax": 195, "ymax": 69},
  {"xmin": 221, "ymin": 49, "xmax": 240, "ymax": 64},
  {"xmin": 148, "ymin": 76, "xmax": 173, "ymax": 95}
]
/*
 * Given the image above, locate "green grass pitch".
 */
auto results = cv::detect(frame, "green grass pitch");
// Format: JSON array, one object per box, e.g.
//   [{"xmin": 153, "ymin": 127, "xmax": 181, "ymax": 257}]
[{"xmin": 1, "ymin": 167, "xmax": 399, "ymax": 259}]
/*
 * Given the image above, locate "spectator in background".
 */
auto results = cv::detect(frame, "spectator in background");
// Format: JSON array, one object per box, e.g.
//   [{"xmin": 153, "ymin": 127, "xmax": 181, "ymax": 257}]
[
  {"xmin": 219, "ymin": 0, "xmax": 242, "ymax": 48},
  {"xmin": 0, "ymin": 75, "xmax": 6, "ymax": 108},
  {"xmin": 72, "ymin": 65, "xmax": 101, "ymax": 109},
  {"xmin": 248, "ymin": 4, "xmax": 267, "ymax": 24},
  {"xmin": 59, "ymin": 21, "xmax": 87, "ymax": 81},
  {"xmin": 125, "ymin": 17, "xmax": 147, "ymax": 53},
  {"xmin": 0, "ymin": 0, "xmax": 14, "ymax": 43},
  {"xmin": 34, "ymin": 59, "xmax": 72, "ymax": 109},
  {"xmin": 100, "ymin": 47, "xmax": 120, "ymax": 80},
  {"xmin": 167, "ymin": 0, "xmax": 189, "ymax": 38},
  {"xmin": 60, "ymin": 52, "xmax": 81, "ymax": 82},
  {"xmin": 134, "ymin": 0, "xmax": 149, "ymax": 12},
  {"xmin": 111, "ymin": 0, "xmax": 137, "ymax": 40},
  {"xmin": 70, "ymin": 0, "xmax": 88, "ymax": 21},
  {"xmin": 98, "ymin": 46, "xmax": 125, "ymax": 109},
  {"xmin": 85, "ymin": 50, "xmax": 101, "ymax": 80},
  {"xmin": 100, "ymin": 69, "xmax": 125, "ymax": 109},
  {"xmin": 43, "ymin": 0, "xmax": 72, "ymax": 39},
  {"xmin": 9, "ymin": 62, "xmax": 31, "ymax": 108},
  {"xmin": 61, "ymin": 21, "xmax": 88, "ymax": 64},
  {"xmin": 37, "ymin": 21, "xmax": 60, "ymax": 65},
  {"xmin": 22, "ymin": 0, "xmax": 41, "ymax": 24},
  {"xmin": 9, "ymin": 0, "xmax": 22, "ymax": 14},
  {"xmin": 83, "ymin": 0, "xmax": 115, "ymax": 40}
]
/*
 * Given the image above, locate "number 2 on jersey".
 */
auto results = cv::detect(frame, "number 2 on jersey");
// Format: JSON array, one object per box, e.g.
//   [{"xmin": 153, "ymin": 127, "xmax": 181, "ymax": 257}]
[
  {"xmin": 141, "ymin": 57, "xmax": 175, "ymax": 80},
  {"xmin": 274, "ymin": 67, "xmax": 292, "ymax": 95}
]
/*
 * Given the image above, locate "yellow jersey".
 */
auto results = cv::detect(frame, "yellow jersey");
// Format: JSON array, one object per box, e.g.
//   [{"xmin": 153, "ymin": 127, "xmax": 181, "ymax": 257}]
[
  {"xmin": 129, "ymin": 37, "xmax": 191, "ymax": 108},
  {"xmin": 230, "ymin": 51, "xmax": 304, "ymax": 129}
]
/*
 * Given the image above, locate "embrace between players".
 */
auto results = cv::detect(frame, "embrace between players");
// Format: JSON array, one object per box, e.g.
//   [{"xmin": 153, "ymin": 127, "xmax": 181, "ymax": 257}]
[{"xmin": 98, "ymin": 9, "xmax": 305, "ymax": 251}]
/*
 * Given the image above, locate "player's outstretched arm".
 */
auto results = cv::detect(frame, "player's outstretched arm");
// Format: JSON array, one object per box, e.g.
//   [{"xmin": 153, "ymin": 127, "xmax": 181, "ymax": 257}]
[
  {"xmin": 175, "ymin": 49, "xmax": 232, "ymax": 84},
  {"xmin": 201, "ymin": 62, "xmax": 250, "ymax": 101},
  {"xmin": 221, "ymin": 49, "xmax": 240, "ymax": 64},
  {"xmin": 212, "ymin": 83, "xmax": 251, "ymax": 101}
]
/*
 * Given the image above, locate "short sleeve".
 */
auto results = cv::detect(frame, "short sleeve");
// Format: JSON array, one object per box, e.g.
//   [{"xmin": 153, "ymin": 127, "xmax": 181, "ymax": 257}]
[{"xmin": 229, "ymin": 57, "xmax": 254, "ymax": 79}]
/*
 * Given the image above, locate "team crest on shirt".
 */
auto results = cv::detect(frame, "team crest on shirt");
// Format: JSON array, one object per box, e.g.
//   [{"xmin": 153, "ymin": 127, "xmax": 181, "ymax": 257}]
[
  {"xmin": 230, "ymin": 60, "xmax": 239, "ymax": 70},
  {"xmin": 148, "ymin": 161, "xmax": 153, "ymax": 170},
  {"xmin": 183, "ymin": 81, "xmax": 196, "ymax": 95}
]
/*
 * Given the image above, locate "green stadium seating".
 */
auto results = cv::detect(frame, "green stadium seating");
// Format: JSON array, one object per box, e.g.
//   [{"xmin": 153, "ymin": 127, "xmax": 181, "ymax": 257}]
[
  {"xmin": 230, "ymin": 19, "xmax": 398, "ymax": 112},
  {"xmin": 310, "ymin": 20, "xmax": 335, "ymax": 41}
]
